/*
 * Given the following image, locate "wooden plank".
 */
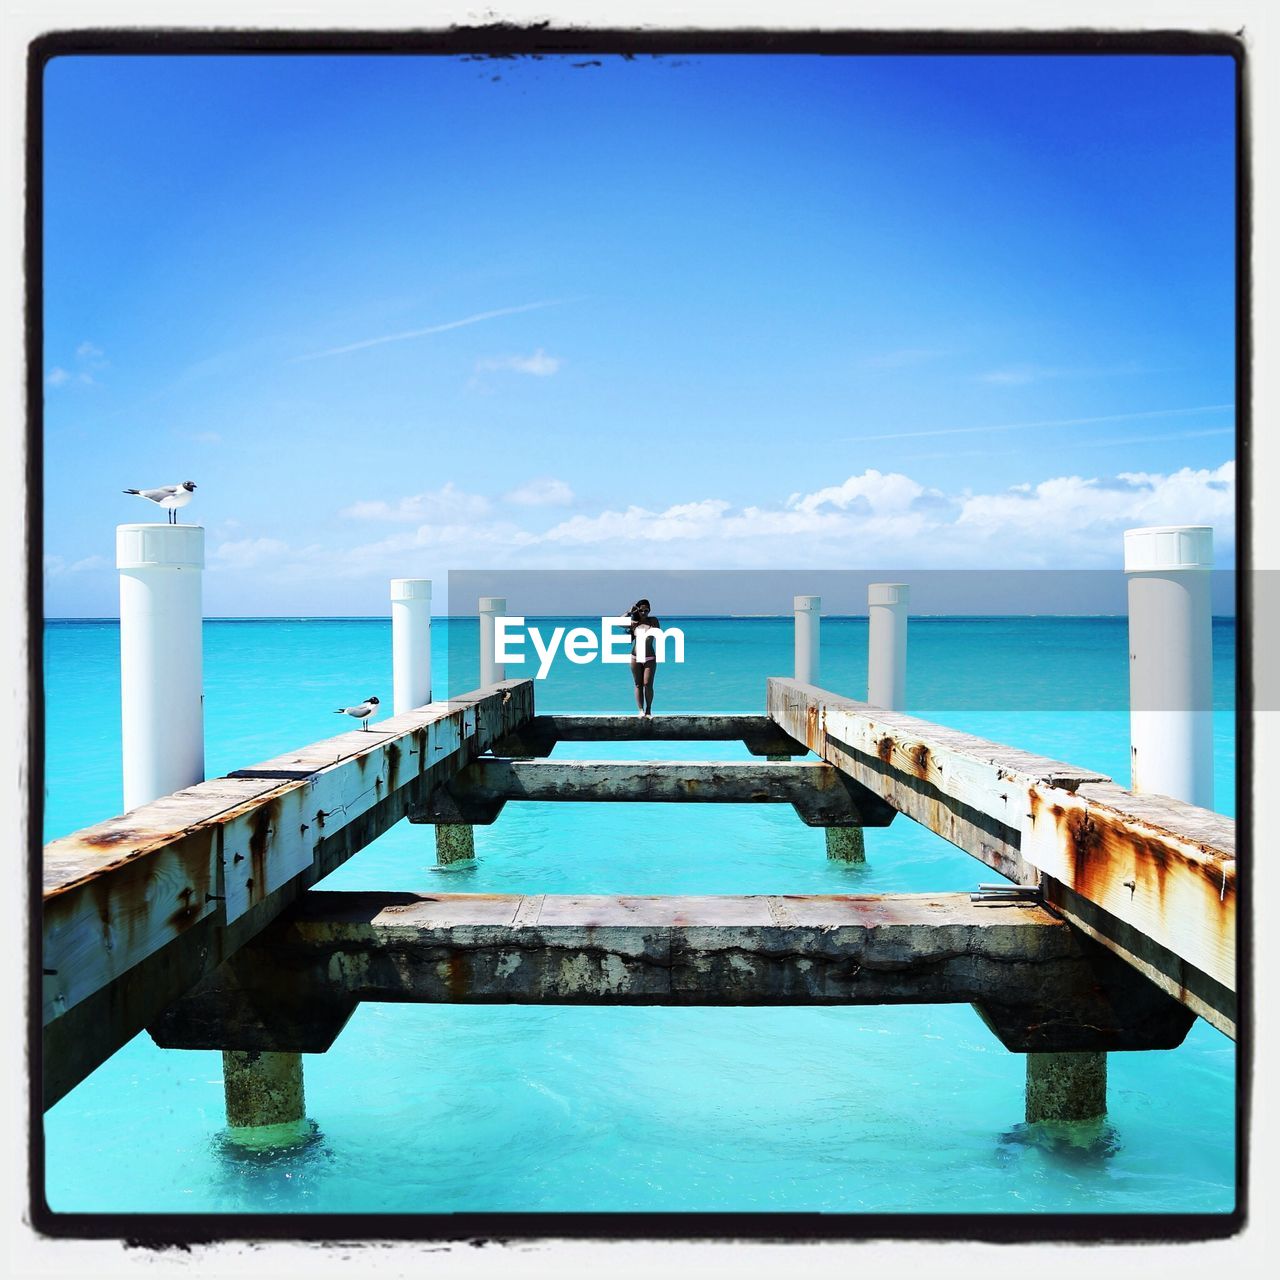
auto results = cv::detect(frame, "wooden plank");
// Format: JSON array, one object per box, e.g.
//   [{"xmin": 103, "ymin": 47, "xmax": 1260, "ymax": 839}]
[
  {"xmin": 41, "ymin": 681, "xmax": 535, "ymax": 1105},
  {"xmin": 1023, "ymin": 781, "xmax": 1235, "ymax": 993},
  {"xmin": 42, "ymin": 776, "xmax": 284, "ymax": 1025},
  {"xmin": 148, "ymin": 891, "xmax": 1195, "ymax": 1055},
  {"xmin": 766, "ymin": 678, "xmax": 1237, "ymax": 1034}
]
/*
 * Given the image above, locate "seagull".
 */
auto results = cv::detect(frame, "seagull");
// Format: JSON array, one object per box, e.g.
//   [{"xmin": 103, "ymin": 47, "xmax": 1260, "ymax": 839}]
[
  {"xmin": 335, "ymin": 696, "xmax": 379, "ymax": 731},
  {"xmin": 123, "ymin": 481, "xmax": 197, "ymax": 524}
]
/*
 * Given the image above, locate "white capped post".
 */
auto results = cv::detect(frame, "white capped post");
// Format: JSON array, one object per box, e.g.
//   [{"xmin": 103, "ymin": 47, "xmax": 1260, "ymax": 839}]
[
  {"xmin": 390, "ymin": 579, "xmax": 432, "ymax": 714},
  {"xmin": 1124, "ymin": 526, "xmax": 1214, "ymax": 809},
  {"xmin": 868, "ymin": 583, "xmax": 909, "ymax": 710},
  {"xmin": 117, "ymin": 524, "xmax": 204, "ymax": 811},
  {"xmin": 479, "ymin": 596, "xmax": 506, "ymax": 689},
  {"xmin": 794, "ymin": 595, "xmax": 820, "ymax": 686}
]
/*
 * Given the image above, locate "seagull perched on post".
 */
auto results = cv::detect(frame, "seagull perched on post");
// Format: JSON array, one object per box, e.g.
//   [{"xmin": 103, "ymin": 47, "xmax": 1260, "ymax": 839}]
[
  {"xmin": 123, "ymin": 481, "xmax": 197, "ymax": 524},
  {"xmin": 335, "ymin": 696, "xmax": 379, "ymax": 730}
]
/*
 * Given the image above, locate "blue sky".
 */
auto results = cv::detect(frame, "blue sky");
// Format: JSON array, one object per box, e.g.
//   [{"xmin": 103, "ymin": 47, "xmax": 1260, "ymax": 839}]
[{"xmin": 42, "ymin": 53, "xmax": 1236, "ymax": 616}]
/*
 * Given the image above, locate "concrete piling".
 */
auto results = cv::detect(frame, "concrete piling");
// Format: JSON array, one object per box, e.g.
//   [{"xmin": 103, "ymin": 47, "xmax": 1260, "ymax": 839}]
[
  {"xmin": 825, "ymin": 826, "xmax": 866, "ymax": 863},
  {"xmin": 1024, "ymin": 1051, "xmax": 1108, "ymax": 1124},
  {"xmin": 435, "ymin": 824, "xmax": 476, "ymax": 866},
  {"xmin": 221, "ymin": 1050, "xmax": 309, "ymax": 1145}
]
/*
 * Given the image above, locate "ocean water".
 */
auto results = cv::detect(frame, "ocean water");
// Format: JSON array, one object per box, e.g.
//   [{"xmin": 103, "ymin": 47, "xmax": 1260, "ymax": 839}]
[{"xmin": 41, "ymin": 617, "xmax": 1238, "ymax": 1216}]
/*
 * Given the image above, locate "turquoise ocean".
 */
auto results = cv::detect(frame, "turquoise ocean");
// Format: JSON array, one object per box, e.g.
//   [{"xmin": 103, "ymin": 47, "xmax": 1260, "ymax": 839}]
[{"xmin": 42, "ymin": 616, "xmax": 1238, "ymax": 1215}]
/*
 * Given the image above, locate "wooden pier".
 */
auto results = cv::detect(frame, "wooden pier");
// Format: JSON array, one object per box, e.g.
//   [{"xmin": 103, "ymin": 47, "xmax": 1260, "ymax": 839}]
[{"xmin": 41, "ymin": 676, "xmax": 1236, "ymax": 1130}]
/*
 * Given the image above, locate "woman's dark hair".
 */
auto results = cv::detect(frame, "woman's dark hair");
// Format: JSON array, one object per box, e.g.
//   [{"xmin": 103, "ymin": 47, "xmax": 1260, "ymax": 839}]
[{"xmin": 628, "ymin": 599, "xmax": 651, "ymax": 618}]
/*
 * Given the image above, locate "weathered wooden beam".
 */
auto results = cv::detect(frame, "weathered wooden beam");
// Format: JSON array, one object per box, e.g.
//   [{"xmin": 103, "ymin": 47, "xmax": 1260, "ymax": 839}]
[
  {"xmin": 41, "ymin": 681, "xmax": 535, "ymax": 1107},
  {"xmin": 492, "ymin": 714, "xmax": 808, "ymax": 758},
  {"xmin": 766, "ymin": 679, "xmax": 1237, "ymax": 1037},
  {"xmin": 148, "ymin": 890, "xmax": 1194, "ymax": 1056},
  {"xmin": 408, "ymin": 759, "xmax": 898, "ymax": 828}
]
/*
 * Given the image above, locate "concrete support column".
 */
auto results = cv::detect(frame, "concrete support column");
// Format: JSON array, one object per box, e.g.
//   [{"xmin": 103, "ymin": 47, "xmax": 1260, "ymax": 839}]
[
  {"xmin": 1124, "ymin": 525, "xmax": 1214, "ymax": 808},
  {"xmin": 867, "ymin": 582, "xmax": 909, "ymax": 710},
  {"xmin": 390, "ymin": 578, "xmax": 432, "ymax": 714},
  {"xmin": 221, "ymin": 1050, "xmax": 309, "ymax": 1145},
  {"xmin": 1025, "ymin": 1051, "xmax": 1108, "ymax": 1124},
  {"xmin": 116, "ymin": 523, "xmax": 204, "ymax": 811},
  {"xmin": 479, "ymin": 595, "xmax": 506, "ymax": 689},
  {"xmin": 435, "ymin": 824, "xmax": 475, "ymax": 866},
  {"xmin": 825, "ymin": 827, "xmax": 866, "ymax": 863},
  {"xmin": 794, "ymin": 594, "xmax": 820, "ymax": 687}
]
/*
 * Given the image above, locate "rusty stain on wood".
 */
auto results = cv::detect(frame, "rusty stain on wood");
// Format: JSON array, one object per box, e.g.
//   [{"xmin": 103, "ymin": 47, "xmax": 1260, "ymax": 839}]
[
  {"xmin": 767, "ymin": 677, "xmax": 1236, "ymax": 1032},
  {"xmin": 42, "ymin": 682, "xmax": 537, "ymax": 1106}
]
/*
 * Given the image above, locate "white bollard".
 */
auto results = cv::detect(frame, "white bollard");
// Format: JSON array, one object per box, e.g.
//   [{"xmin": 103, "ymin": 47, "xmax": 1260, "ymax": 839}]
[
  {"xmin": 479, "ymin": 596, "xmax": 506, "ymax": 689},
  {"xmin": 794, "ymin": 595, "xmax": 820, "ymax": 686},
  {"xmin": 117, "ymin": 523, "xmax": 204, "ymax": 811},
  {"xmin": 1124, "ymin": 526, "xmax": 1214, "ymax": 808},
  {"xmin": 868, "ymin": 583, "xmax": 909, "ymax": 710},
  {"xmin": 390, "ymin": 578, "xmax": 432, "ymax": 714}
]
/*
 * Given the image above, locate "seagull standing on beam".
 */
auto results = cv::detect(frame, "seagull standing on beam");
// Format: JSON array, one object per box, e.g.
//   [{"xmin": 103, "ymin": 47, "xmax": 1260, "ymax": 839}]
[{"xmin": 335, "ymin": 696, "xmax": 380, "ymax": 730}]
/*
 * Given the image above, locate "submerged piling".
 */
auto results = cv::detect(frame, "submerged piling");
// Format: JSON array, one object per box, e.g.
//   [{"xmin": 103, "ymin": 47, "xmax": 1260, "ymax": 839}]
[
  {"xmin": 1025, "ymin": 1051, "xmax": 1108, "ymax": 1124},
  {"xmin": 435, "ymin": 825, "xmax": 476, "ymax": 865},
  {"xmin": 221, "ymin": 1050, "xmax": 309, "ymax": 1147}
]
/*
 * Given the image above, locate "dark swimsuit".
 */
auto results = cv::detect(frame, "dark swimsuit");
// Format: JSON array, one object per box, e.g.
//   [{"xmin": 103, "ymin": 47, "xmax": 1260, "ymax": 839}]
[{"xmin": 630, "ymin": 620, "xmax": 657, "ymax": 681}]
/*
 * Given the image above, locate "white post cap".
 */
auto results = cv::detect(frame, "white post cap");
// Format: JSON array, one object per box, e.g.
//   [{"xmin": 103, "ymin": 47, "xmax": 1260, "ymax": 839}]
[
  {"xmin": 794, "ymin": 594, "xmax": 821, "ymax": 612},
  {"xmin": 1124, "ymin": 526, "xmax": 1213, "ymax": 573},
  {"xmin": 479, "ymin": 596, "xmax": 507, "ymax": 612},
  {"xmin": 868, "ymin": 583, "xmax": 909, "ymax": 606},
  {"xmin": 390, "ymin": 578, "xmax": 432, "ymax": 601},
  {"xmin": 116, "ymin": 523, "xmax": 204, "ymax": 571}
]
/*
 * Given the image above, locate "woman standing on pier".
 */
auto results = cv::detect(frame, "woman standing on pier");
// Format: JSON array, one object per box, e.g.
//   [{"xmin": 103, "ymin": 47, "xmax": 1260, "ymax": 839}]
[{"xmin": 623, "ymin": 599, "xmax": 660, "ymax": 718}]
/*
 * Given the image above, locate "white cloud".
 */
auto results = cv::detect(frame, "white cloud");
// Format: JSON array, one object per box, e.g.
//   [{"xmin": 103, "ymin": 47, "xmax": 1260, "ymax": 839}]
[
  {"xmin": 518, "ymin": 462, "xmax": 1236, "ymax": 569},
  {"xmin": 227, "ymin": 460, "xmax": 1237, "ymax": 585},
  {"xmin": 955, "ymin": 462, "xmax": 1235, "ymax": 552},
  {"xmin": 340, "ymin": 481, "xmax": 492, "ymax": 523},
  {"xmin": 43, "ymin": 553, "xmax": 110, "ymax": 576},
  {"xmin": 47, "ymin": 342, "xmax": 108, "ymax": 389},
  {"xmin": 192, "ymin": 431, "xmax": 222, "ymax": 445},
  {"xmin": 504, "ymin": 477, "xmax": 574, "ymax": 507},
  {"xmin": 785, "ymin": 469, "xmax": 938, "ymax": 516},
  {"xmin": 476, "ymin": 348, "xmax": 562, "ymax": 377},
  {"xmin": 210, "ymin": 537, "xmax": 291, "ymax": 569}
]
